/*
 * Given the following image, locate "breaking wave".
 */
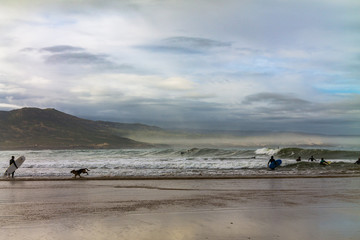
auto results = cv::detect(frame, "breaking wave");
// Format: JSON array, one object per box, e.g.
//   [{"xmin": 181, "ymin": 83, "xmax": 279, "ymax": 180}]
[
  {"xmin": 277, "ymin": 148, "xmax": 360, "ymax": 159},
  {"xmin": 1, "ymin": 147, "xmax": 359, "ymax": 178}
]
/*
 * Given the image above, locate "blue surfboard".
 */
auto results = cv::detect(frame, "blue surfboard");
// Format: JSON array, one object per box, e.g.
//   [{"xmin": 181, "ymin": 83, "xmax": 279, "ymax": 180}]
[{"xmin": 269, "ymin": 159, "xmax": 282, "ymax": 169}]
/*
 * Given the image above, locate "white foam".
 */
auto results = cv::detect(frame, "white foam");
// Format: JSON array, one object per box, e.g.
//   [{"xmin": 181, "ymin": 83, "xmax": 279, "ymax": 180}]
[
  {"xmin": 0, "ymin": 148, "xmax": 358, "ymax": 177},
  {"xmin": 255, "ymin": 147, "xmax": 280, "ymax": 156}
]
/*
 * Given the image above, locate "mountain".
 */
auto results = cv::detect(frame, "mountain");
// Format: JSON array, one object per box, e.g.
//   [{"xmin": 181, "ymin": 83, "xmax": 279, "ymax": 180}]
[
  {"xmin": 0, "ymin": 108, "xmax": 155, "ymax": 150},
  {"xmin": 1, "ymin": 108, "xmax": 355, "ymax": 150}
]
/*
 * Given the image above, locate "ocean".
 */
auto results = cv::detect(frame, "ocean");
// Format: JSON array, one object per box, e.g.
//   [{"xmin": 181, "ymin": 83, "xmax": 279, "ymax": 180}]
[{"xmin": 1, "ymin": 147, "xmax": 360, "ymax": 178}]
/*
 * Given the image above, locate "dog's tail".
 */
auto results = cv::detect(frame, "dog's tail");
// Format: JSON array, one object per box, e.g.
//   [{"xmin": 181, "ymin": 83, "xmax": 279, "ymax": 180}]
[{"xmin": 85, "ymin": 168, "xmax": 90, "ymax": 171}]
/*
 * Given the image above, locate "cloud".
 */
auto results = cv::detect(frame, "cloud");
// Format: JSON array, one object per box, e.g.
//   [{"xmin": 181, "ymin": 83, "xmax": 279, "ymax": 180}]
[
  {"xmin": 0, "ymin": 82, "xmax": 26, "ymax": 95},
  {"xmin": 23, "ymin": 76, "xmax": 51, "ymax": 85},
  {"xmin": 0, "ymin": 103, "xmax": 23, "ymax": 109},
  {"xmin": 242, "ymin": 93, "xmax": 311, "ymax": 107},
  {"xmin": 155, "ymin": 77, "xmax": 195, "ymax": 91},
  {"xmin": 25, "ymin": 45, "xmax": 112, "ymax": 66},
  {"xmin": 236, "ymin": 93, "xmax": 324, "ymax": 124},
  {"xmin": 41, "ymin": 45, "xmax": 85, "ymax": 53},
  {"xmin": 1, "ymin": 0, "xmax": 360, "ymax": 135},
  {"xmin": 163, "ymin": 36, "xmax": 231, "ymax": 49},
  {"xmin": 16, "ymin": 45, "xmax": 137, "ymax": 74},
  {"xmin": 45, "ymin": 52, "xmax": 111, "ymax": 65},
  {"xmin": 137, "ymin": 36, "xmax": 231, "ymax": 54}
]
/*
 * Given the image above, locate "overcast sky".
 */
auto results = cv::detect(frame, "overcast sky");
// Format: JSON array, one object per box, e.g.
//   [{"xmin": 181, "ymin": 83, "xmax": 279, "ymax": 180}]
[{"xmin": 0, "ymin": 0, "xmax": 359, "ymax": 135}]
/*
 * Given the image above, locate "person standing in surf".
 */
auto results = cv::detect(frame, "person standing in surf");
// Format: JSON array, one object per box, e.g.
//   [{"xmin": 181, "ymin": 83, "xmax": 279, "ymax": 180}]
[
  {"xmin": 308, "ymin": 156, "xmax": 316, "ymax": 162},
  {"xmin": 268, "ymin": 156, "xmax": 276, "ymax": 169},
  {"xmin": 9, "ymin": 156, "xmax": 18, "ymax": 178}
]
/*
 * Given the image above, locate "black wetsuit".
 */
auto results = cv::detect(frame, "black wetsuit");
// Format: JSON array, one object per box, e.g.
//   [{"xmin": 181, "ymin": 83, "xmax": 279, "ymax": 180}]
[
  {"xmin": 268, "ymin": 158, "xmax": 276, "ymax": 165},
  {"xmin": 9, "ymin": 158, "xmax": 18, "ymax": 178},
  {"xmin": 268, "ymin": 157, "xmax": 276, "ymax": 169}
]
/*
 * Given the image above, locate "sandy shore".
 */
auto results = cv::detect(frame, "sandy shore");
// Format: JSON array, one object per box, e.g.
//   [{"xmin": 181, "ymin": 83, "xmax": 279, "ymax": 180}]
[{"xmin": 0, "ymin": 177, "xmax": 359, "ymax": 240}]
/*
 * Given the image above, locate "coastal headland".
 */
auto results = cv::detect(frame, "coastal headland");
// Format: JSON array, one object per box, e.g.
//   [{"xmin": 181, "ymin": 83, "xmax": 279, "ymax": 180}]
[{"xmin": 2, "ymin": 107, "xmax": 359, "ymax": 150}]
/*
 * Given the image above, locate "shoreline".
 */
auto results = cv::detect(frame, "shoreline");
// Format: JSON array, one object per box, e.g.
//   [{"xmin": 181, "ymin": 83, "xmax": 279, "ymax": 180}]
[{"xmin": 2, "ymin": 174, "xmax": 360, "ymax": 181}]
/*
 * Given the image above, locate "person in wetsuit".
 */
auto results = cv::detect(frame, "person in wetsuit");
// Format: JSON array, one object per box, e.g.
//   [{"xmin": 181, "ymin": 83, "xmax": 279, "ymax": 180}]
[
  {"xmin": 9, "ymin": 156, "xmax": 18, "ymax": 178},
  {"xmin": 319, "ymin": 158, "xmax": 330, "ymax": 166},
  {"xmin": 267, "ymin": 156, "xmax": 277, "ymax": 169}
]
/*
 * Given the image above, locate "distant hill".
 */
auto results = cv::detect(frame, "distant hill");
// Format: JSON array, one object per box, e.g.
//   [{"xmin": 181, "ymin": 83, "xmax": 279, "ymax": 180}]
[
  {"xmin": 0, "ymin": 108, "xmax": 156, "ymax": 150},
  {"xmin": 1, "ymin": 108, "xmax": 353, "ymax": 150}
]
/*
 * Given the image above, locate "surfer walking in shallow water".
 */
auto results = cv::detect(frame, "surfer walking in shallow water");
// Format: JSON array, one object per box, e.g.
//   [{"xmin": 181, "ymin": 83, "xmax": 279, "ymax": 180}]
[
  {"xmin": 268, "ymin": 156, "xmax": 276, "ymax": 169},
  {"xmin": 9, "ymin": 156, "xmax": 18, "ymax": 178}
]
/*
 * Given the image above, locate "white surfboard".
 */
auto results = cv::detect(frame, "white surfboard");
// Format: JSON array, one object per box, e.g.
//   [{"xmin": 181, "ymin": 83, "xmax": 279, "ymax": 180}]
[{"xmin": 4, "ymin": 156, "xmax": 26, "ymax": 176}]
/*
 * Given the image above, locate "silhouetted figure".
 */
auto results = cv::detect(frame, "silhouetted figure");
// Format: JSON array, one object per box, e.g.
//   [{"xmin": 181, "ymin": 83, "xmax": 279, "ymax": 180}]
[
  {"xmin": 308, "ymin": 156, "xmax": 316, "ymax": 162},
  {"xmin": 267, "ymin": 156, "xmax": 277, "ymax": 169},
  {"xmin": 9, "ymin": 156, "xmax": 18, "ymax": 178}
]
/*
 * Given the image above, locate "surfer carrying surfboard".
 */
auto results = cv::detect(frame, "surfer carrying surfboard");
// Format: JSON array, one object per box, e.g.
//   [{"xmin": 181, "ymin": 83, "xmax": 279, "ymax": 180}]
[
  {"xmin": 268, "ymin": 156, "xmax": 276, "ymax": 169},
  {"xmin": 4, "ymin": 156, "xmax": 25, "ymax": 178},
  {"xmin": 268, "ymin": 156, "xmax": 282, "ymax": 170},
  {"xmin": 9, "ymin": 156, "xmax": 18, "ymax": 178}
]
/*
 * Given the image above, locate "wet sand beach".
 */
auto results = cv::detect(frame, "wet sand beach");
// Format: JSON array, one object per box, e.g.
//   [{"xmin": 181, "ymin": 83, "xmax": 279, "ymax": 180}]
[{"xmin": 0, "ymin": 177, "xmax": 359, "ymax": 240}]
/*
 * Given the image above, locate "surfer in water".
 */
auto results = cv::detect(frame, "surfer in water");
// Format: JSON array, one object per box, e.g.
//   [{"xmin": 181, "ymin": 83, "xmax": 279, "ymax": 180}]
[
  {"xmin": 354, "ymin": 158, "xmax": 360, "ymax": 164},
  {"xmin": 267, "ymin": 156, "xmax": 277, "ymax": 169},
  {"xmin": 9, "ymin": 156, "xmax": 18, "ymax": 178},
  {"xmin": 319, "ymin": 158, "xmax": 330, "ymax": 166},
  {"xmin": 308, "ymin": 156, "xmax": 316, "ymax": 162},
  {"xmin": 296, "ymin": 156, "xmax": 301, "ymax": 162}
]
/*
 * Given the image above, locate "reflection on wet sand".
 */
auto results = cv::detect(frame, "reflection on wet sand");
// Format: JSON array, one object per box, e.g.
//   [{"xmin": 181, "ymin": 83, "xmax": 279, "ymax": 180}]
[{"xmin": 0, "ymin": 178, "xmax": 359, "ymax": 240}]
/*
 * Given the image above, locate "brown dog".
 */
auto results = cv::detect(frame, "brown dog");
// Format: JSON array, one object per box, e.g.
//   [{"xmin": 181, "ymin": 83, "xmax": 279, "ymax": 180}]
[{"xmin": 71, "ymin": 168, "xmax": 90, "ymax": 178}]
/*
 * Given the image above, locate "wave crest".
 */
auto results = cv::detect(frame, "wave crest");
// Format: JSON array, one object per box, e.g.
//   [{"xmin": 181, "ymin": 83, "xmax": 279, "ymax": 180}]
[
  {"xmin": 278, "ymin": 148, "xmax": 359, "ymax": 159},
  {"xmin": 255, "ymin": 148, "xmax": 280, "ymax": 156}
]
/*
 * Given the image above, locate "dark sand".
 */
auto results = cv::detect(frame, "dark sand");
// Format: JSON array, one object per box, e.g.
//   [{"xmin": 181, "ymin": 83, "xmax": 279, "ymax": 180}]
[{"xmin": 0, "ymin": 177, "xmax": 359, "ymax": 239}]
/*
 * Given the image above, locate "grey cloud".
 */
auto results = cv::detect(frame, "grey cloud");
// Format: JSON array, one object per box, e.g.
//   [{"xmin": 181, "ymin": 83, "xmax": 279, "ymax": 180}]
[
  {"xmin": 35, "ymin": 46, "xmax": 139, "ymax": 73},
  {"xmin": 60, "ymin": 96, "xmax": 358, "ymax": 135},
  {"xmin": 240, "ymin": 93, "xmax": 323, "ymax": 120},
  {"xmin": 41, "ymin": 45, "xmax": 85, "ymax": 53},
  {"xmin": 0, "ymin": 0, "xmax": 141, "ymax": 14},
  {"xmin": 138, "ymin": 45, "xmax": 202, "ymax": 55},
  {"xmin": 163, "ymin": 37, "xmax": 231, "ymax": 49},
  {"xmin": 60, "ymin": 95, "xmax": 228, "ymax": 126},
  {"xmin": 45, "ymin": 52, "xmax": 111, "ymax": 65},
  {"xmin": 21, "ymin": 48, "xmax": 37, "ymax": 52},
  {"xmin": 243, "ymin": 93, "xmax": 310, "ymax": 107},
  {"xmin": 137, "ymin": 36, "xmax": 231, "ymax": 54},
  {"xmin": 20, "ymin": 45, "xmax": 112, "ymax": 66},
  {"xmin": 326, "ymin": 95, "xmax": 360, "ymax": 114}
]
